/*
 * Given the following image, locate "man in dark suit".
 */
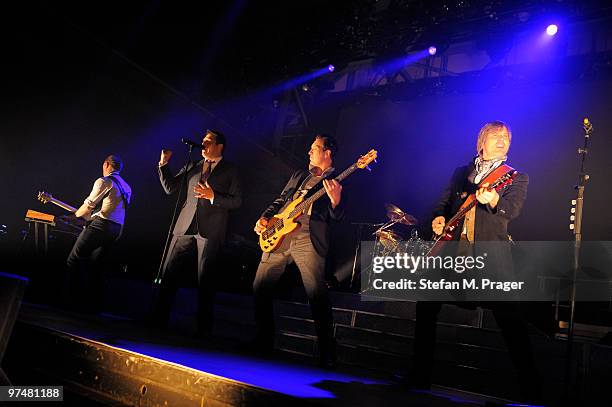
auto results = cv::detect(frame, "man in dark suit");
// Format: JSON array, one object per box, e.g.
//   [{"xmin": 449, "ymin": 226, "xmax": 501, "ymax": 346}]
[
  {"xmin": 410, "ymin": 121, "xmax": 541, "ymax": 401},
  {"xmin": 154, "ymin": 129, "xmax": 242, "ymax": 337},
  {"xmin": 253, "ymin": 134, "xmax": 344, "ymax": 367}
]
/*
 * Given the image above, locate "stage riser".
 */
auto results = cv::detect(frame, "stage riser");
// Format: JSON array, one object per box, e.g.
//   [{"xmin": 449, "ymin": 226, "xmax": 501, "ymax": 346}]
[
  {"xmin": 209, "ymin": 298, "xmax": 574, "ymax": 402},
  {"xmin": 105, "ymin": 279, "xmax": 489, "ymax": 328},
  {"xmin": 333, "ymin": 342, "xmax": 523, "ymax": 399},
  {"xmin": 278, "ymin": 333, "xmax": 569, "ymax": 400},
  {"xmin": 101, "ymin": 280, "xmax": 596, "ymax": 401},
  {"xmin": 166, "ymin": 294, "xmax": 571, "ymax": 380},
  {"xmin": 6, "ymin": 323, "xmax": 309, "ymax": 407},
  {"xmin": 105, "ymin": 279, "xmax": 560, "ymax": 336},
  {"xmin": 212, "ymin": 303, "xmax": 553, "ymax": 362}
]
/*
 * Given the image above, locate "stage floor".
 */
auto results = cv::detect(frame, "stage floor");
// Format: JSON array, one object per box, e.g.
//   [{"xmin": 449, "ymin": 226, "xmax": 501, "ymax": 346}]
[{"xmin": 9, "ymin": 303, "xmax": 528, "ymax": 407}]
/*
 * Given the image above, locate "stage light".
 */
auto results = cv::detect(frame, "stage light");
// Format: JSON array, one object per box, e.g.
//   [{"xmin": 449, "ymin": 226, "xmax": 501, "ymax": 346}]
[
  {"xmin": 301, "ymin": 83, "xmax": 310, "ymax": 92},
  {"xmin": 546, "ymin": 24, "xmax": 558, "ymax": 36},
  {"xmin": 428, "ymin": 46, "xmax": 437, "ymax": 56},
  {"xmin": 327, "ymin": 64, "xmax": 335, "ymax": 73}
]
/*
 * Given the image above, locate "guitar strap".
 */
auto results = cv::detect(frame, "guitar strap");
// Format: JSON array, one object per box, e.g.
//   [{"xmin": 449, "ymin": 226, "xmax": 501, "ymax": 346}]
[
  {"xmin": 463, "ymin": 163, "xmax": 515, "ymax": 242},
  {"xmin": 295, "ymin": 168, "xmax": 335, "ymax": 201},
  {"xmin": 107, "ymin": 175, "xmax": 130, "ymax": 210},
  {"xmin": 106, "ymin": 175, "xmax": 130, "ymax": 237}
]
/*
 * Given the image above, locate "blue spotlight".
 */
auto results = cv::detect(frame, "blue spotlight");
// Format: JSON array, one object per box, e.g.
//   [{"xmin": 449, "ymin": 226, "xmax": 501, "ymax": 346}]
[
  {"xmin": 546, "ymin": 24, "xmax": 558, "ymax": 36},
  {"xmin": 428, "ymin": 46, "xmax": 437, "ymax": 56},
  {"xmin": 327, "ymin": 64, "xmax": 335, "ymax": 73}
]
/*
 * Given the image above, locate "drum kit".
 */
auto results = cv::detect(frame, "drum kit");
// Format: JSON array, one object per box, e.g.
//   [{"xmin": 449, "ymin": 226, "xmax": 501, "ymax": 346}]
[
  {"xmin": 351, "ymin": 203, "xmax": 433, "ymax": 291},
  {"xmin": 373, "ymin": 203, "xmax": 418, "ymax": 254}
]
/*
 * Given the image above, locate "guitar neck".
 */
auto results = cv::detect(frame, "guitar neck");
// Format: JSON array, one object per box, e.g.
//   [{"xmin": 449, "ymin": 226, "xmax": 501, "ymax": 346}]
[
  {"xmin": 289, "ymin": 163, "xmax": 357, "ymax": 217},
  {"xmin": 444, "ymin": 170, "xmax": 517, "ymax": 232},
  {"xmin": 445, "ymin": 199, "xmax": 477, "ymax": 230},
  {"xmin": 49, "ymin": 198, "xmax": 77, "ymax": 213}
]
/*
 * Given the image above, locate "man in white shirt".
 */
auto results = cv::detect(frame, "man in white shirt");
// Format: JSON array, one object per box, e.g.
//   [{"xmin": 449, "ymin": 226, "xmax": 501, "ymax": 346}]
[{"xmin": 66, "ymin": 154, "xmax": 132, "ymax": 310}]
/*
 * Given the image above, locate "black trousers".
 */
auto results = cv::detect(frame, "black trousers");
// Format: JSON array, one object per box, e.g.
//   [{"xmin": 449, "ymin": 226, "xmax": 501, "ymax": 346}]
[
  {"xmin": 66, "ymin": 217, "xmax": 122, "ymax": 310},
  {"xmin": 252, "ymin": 232, "xmax": 335, "ymax": 360},
  {"xmin": 414, "ymin": 301, "xmax": 540, "ymax": 398},
  {"xmin": 153, "ymin": 234, "xmax": 219, "ymax": 335}
]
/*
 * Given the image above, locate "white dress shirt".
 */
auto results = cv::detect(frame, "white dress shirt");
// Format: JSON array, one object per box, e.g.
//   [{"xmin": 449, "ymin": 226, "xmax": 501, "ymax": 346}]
[{"xmin": 84, "ymin": 171, "xmax": 132, "ymax": 225}]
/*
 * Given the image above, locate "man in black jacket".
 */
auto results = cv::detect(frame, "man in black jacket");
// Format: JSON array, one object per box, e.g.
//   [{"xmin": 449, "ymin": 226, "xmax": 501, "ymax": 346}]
[
  {"xmin": 154, "ymin": 129, "xmax": 242, "ymax": 337},
  {"xmin": 412, "ymin": 121, "xmax": 540, "ymax": 401},
  {"xmin": 253, "ymin": 134, "xmax": 343, "ymax": 367}
]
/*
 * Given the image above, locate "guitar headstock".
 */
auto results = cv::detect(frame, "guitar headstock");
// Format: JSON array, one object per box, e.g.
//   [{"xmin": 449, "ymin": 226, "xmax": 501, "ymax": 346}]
[
  {"xmin": 492, "ymin": 170, "xmax": 518, "ymax": 191},
  {"xmin": 37, "ymin": 191, "xmax": 53, "ymax": 204},
  {"xmin": 356, "ymin": 149, "xmax": 378, "ymax": 169}
]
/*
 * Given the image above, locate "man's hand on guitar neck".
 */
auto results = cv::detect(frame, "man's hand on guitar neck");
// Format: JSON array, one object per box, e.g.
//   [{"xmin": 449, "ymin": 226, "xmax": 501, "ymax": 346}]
[
  {"xmin": 323, "ymin": 179, "xmax": 342, "ymax": 209},
  {"xmin": 254, "ymin": 217, "xmax": 269, "ymax": 235},
  {"xmin": 432, "ymin": 216, "xmax": 445, "ymax": 236},
  {"xmin": 475, "ymin": 182, "xmax": 500, "ymax": 208}
]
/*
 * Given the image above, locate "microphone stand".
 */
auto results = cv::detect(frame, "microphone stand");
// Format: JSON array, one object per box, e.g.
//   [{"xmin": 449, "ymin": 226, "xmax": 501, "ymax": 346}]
[
  {"xmin": 154, "ymin": 144, "xmax": 196, "ymax": 285},
  {"xmin": 563, "ymin": 118, "xmax": 593, "ymax": 402},
  {"xmin": 349, "ymin": 222, "xmax": 384, "ymax": 289}
]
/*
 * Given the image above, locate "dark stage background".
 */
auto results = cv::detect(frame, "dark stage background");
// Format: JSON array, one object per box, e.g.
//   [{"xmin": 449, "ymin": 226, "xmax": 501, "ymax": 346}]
[{"xmin": 2, "ymin": 3, "xmax": 611, "ymax": 290}]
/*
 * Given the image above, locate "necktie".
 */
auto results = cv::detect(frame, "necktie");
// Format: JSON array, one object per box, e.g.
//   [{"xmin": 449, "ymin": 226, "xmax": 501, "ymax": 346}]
[{"xmin": 200, "ymin": 160, "xmax": 215, "ymax": 184}]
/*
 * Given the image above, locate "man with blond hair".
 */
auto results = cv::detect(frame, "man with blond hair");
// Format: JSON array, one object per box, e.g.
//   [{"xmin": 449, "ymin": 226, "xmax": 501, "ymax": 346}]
[{"xmin": 408, "ymin": 121, "xmax": 541, "ymax": 402}]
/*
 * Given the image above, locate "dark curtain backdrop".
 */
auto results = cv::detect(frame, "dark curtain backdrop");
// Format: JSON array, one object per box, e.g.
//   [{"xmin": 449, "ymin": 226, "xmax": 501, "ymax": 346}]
[{"xmin": 334, "ymin": 77, "xmax": 612, "ymax": 242}]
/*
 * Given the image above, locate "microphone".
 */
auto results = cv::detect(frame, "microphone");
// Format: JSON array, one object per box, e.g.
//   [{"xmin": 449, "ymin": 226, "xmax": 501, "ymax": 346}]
[{"xmin": 181, "ymin": 138, "xmax": 204, "ymax": 150}]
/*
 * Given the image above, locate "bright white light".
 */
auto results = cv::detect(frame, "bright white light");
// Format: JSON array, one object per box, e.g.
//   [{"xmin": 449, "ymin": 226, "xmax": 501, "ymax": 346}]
[
  {"xmin": 428, "ymin": 46, "xmax": 437, "ymax": 56},
  {"xmin": 327, "ymin": 64, "xmax": 335, "ymax": 72},
  {"xmin": 546, "ymin": 24, "xmax": 558, "ymax": 36}
]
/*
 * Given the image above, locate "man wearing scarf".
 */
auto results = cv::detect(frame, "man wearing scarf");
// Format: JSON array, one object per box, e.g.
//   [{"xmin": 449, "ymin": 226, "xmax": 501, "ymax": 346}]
[{"xmin": 409, "ymin": 121, "xmax": 541, "ymax": 402}]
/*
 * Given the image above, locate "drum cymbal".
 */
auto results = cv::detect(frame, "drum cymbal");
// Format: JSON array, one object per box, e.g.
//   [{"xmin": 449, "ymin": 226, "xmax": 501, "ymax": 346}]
[
  {"xmin": 374, "ymin": 229, "xmax": 402, "ymax": 250},
  {"xmin": 384, "ymin": 203, "xmax": 418, "ymax": 225},
  {"xmin": 375, "ymin": 229, "xmax": 401, "ymax": 243}
]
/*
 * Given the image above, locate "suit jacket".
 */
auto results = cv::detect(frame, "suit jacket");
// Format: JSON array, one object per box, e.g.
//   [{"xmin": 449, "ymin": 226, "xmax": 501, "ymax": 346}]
[
  {"xmin": 433, "ymin": 160, "xmax": 528, "ymax": 242},
  {"xmin": 432, "ymin": 160, "xmax": 528, "ymax": 282},
  {"xmin": 261, "ymin": 169, "xmax": 345, "ymax": 257},
  {"xmin": 159, "ymin": 159, "xmax": 242, "ymax": 243}
]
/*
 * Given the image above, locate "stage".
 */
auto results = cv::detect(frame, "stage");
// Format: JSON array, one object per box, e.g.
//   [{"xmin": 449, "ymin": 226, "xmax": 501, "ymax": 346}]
[{"xmin": 4, "ymin": 303, "xmax": 527, "ymax": 407}]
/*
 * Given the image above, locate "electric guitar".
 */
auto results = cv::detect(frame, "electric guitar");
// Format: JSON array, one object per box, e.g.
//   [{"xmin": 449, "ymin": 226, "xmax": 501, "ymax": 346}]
[
  {"xmin": 426, "ymin": 164, "xmax": 518, "ymax": 256},
  {"xmin": 37, "ymin": 191, "xmax": 87, "ymax": 230},
  {"xmin": 258, "ymin": 149, "xmax": 378, "ymax": 253}
]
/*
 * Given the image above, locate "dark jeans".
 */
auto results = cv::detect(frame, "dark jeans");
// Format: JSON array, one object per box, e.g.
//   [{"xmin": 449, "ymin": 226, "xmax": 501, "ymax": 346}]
[
  {"xmin": 414, "ymin": 301, "xmax": 541, "ymax": 398},
  {"xmin": 66, "ymin": 217, "xmax": 122, "ymax": 311},
  {"xmin": 152, "ymin": 234, "xmax": 219, "ymax": 336},
  {"xmin": 253, "ymin": 232, "xmax": 335, "ymax": 360}
]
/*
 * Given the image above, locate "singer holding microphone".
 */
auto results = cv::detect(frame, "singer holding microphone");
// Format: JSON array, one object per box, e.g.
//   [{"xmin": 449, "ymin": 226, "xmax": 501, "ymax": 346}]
[{"xmin": 153, "ymin": 129, "xmax": 242, "ymax": 338}]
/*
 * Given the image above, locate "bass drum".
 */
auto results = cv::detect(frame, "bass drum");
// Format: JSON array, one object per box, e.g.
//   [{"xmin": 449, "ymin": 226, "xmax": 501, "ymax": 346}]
[{"xmin": 397, "ymin": 229, "xmax": 434, "ymax": 257}]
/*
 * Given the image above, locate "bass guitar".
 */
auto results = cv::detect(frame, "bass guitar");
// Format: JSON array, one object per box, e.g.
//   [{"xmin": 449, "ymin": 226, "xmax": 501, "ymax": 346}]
[
  {"xmin": 37, "ymin": 191, "xmax": 87, "ymax": 230},
  {"xmin": 258, "ymin": 149, "xmax": 378, "ymax": 253}
]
